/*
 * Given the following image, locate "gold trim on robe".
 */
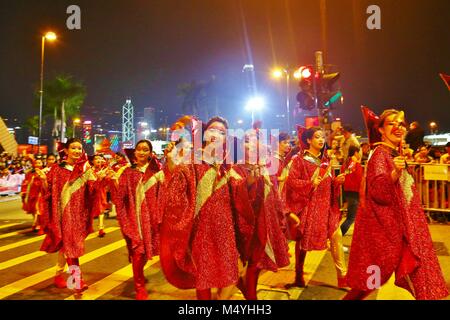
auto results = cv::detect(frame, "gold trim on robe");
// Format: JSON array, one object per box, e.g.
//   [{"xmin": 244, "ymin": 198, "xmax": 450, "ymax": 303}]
[
  {"xmin": 195, "ymin": 167, "xmax": 243, "ymax": 218},
  {"xmin": 135, "ymin": 170, "xmax": 165, "ymax": 240},
  {"xmin": 277, "ymin": 159, "xmax": 293, "ymax": 194},
  {"xmin": 61, "ymin": 168, "xmax": 97, "ymax": 214}
]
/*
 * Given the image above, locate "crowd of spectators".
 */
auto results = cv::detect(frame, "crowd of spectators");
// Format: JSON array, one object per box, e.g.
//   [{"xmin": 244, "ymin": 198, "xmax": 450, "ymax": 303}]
[
  {"xmin": 326, "ymin": 123, "xmax": 450, "ymax": 166},
  {"xmin": 0, "ymin": 152, "xmax": 58, "ymax": 195}
]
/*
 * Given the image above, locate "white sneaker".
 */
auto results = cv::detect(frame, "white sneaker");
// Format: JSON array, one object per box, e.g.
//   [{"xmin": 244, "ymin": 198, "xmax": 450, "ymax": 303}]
[{"xmin": 343, "ymin": 246, "xmax": 349, "ymax": 253}]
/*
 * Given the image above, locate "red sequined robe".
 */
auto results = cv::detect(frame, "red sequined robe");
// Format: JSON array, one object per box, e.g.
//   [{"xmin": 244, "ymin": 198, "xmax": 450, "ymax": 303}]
[
  {"xmin": 160, "ymin": 163, "xmax": 240, "ymax": 290},
  {"xmin": 284, "ymin": 151, "xmax": 341, "ymax": 250},
  {"xmin": 21, "ymin": 170, "xmax": 42, "ymax": 214},
  {"xmin": 231, "ymin": 165, "xmax": 290, "ymax": 271},
  {"xmin": 155, "ymin": 165, "xmax": 172, "ymax": 227},
  {"xmin": 38, "ymin": 165, "xmax": 57, "ymax": 232},
  {"xmin": 347, "ymin": 146, "xmax": 449, "ymax": 300},
  {"xmin": 40, "ymin": 162, "xmax": 99, "ymax": 258},
  {"xmin": 91, "ymin": 168, "xmax": 110, "ymax": 218},
  {"xmin": 113, "ymin": 165, "xmax": 164, "ymax": 260}
]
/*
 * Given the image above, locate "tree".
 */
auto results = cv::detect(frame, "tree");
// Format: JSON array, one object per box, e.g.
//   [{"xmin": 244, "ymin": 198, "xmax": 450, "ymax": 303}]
[
  {"xmin": 34, "ymin": 74, "xmax": 86, "ymax": 143},
  {"xmin": 177, "ymin": 76, "xmax": 216, "ymax": 120},
  {"xmin": 23, "ymin": 115, "xmax": 42, "ymax": 136},
  {"xmin": 177, "ymin": 80, "xmax": 202, "ymax": 116}
]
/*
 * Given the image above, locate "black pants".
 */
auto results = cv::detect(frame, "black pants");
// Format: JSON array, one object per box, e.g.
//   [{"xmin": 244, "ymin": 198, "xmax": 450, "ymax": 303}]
[{"xmin": 341, "ymin": 191, "xmax": 359, "ymax": 236}]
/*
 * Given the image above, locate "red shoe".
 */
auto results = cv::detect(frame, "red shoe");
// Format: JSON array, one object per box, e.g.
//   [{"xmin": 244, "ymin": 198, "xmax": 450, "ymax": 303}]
[
  {"xmin": 37, "ymin": 228, "xmax": 44, "ymax": 235},
  {"xmin": 136, "ymin": 288, "xmax": 148, "ymax": 300},
  {"xmin": 76, "ymin": 279, "xmax": 89, "ymax": 292},
  {"xmin": 54, "ymin": 274, "xmax": 67, "ymax": 289},
  {"xmin": 98, "ymin": 229, "xmax": 106, "ymax": 238},
  {"xmin": 338, "ymin": 276, "xmax": 349, "ymax": 288}
]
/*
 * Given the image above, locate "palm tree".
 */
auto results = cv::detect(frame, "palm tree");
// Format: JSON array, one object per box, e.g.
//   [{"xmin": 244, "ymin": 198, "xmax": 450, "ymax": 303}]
[
  {"xmin": 177, "ymin": 81, "xmax": 201, "ymax": 116},
  {"xmin": 23, "ymin": 115, "xmax": 42, "ymax": 137},
  {"xmin": 34, "ymin": 74, "xmax": 86, "ymax": 146},
  {"xmin": 177, "ymin": 76, "xmax": 217, "ymax": 120}
]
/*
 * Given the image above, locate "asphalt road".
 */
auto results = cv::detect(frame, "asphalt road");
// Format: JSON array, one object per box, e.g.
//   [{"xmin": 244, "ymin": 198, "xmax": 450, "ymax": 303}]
[{"xmin": 0, "ymin": 196, "xmax": 449, "ymax": 300}]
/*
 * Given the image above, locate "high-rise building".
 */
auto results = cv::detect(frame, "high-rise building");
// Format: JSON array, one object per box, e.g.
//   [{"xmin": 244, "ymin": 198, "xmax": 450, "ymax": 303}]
[
  {"xmin": 144, "ymin": 107, "xmax": 156, "ymax": 132},
  {"xmin": 81, "ymin": 105, "xmax": 122, "ymax": 132}
]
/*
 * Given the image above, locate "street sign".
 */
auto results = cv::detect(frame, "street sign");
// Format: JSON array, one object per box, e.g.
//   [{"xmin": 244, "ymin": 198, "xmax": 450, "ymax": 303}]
[
  {"xmin": 28, "ymin": 136, "xmax": 38, "ymax": 145},
  {"xmin": 423, "ymin": 164, "xmax": 449, "ymax": 181}
]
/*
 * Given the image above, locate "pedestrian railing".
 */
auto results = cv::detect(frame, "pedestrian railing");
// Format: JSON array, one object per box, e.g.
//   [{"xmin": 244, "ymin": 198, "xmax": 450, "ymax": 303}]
[
  {"xmin": 408, "ymin": 162, "xmax": 450, "ymax": 214},
  {"xmin": 333, "ymin": 162, "xmax": 450, "ymax": 216}
]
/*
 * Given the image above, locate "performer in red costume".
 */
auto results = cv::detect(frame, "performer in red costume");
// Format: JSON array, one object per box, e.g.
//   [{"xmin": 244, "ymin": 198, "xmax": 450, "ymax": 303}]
[
  {"xmin": 21, "ymin": 158, "xmax": 44, "ymax": 234},
  {"xmin": 160, "ymin": 117, "xmax": 244, "ymax": 300},
  {"xmin": 344, "ymin": 108, "xmax": 449, "ymax": 300},
  {"xmin": 284, "ymin": 127, "xmax": 348, "ymax": 288},
  {"xmin": 44, "ymin": 154, "xmax": 57, "ymax": 170},
  {"xmin": 91, "ymin": 154, "xmax": 109, "ymax": 237},
  {"xmin": 231, "ymin": 127, "xmax": 290, "ymax": 300},
  {"xmin": 267, "ymin": 132, "xmax": 291, "ymax": 180},
  {"xmin": 37, "ymin": 154, "xmax": 59, "ymax": 235},
  {"xmin": 38, "ymin": 138, "xmax": 100, "ymax": 292},
  {"xmin": 112, "ymin": 139, "xmax": 163, "ymax": 300},
  {"xmin": 157, "ymin": 116, "xmax": 198, "ymax": 234}
]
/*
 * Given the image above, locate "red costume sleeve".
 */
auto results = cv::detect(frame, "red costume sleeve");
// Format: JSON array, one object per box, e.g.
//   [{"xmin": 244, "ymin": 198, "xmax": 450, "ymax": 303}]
[
  {"xmin": 113, "ymin": 169, "xmax": 131, "ymax": 234},
  {"xmin": 366, "ymin": 151, "xmax": 405, "ymax": 243},
  {"xmin": 285, "ymin": 156, "xmax": 314, "ymax": 214},
  {"xmin": 228, "ymin": 166, "xmax": 256, "ymax": 263},
  {"xmin": 21, "ymin": 172, "xmax": 31, "ymax": 203},
  {"xmin": 90, "ymin": 177, "xmax": 108, "ymax": 218},
  {"xmin": 39, "ymin": 169, "xmax": 54, "ymax": 233},
  {"xmin": 254, "ymin": 175, "xmax": 290, "ymax": 270},
  {"xmin": 366, "ymin": 154, "xmax": 397, "ymax": 206},
  {"xmin": 159, "ymin": 165, "xmax": 197, "ymax": 289}
]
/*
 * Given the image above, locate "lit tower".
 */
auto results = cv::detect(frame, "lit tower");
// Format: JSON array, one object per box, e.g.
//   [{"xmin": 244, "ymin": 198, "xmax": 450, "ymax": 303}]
[{"xmin": 122, "ymin": 98, "xmax": 135, "ymax": 147}]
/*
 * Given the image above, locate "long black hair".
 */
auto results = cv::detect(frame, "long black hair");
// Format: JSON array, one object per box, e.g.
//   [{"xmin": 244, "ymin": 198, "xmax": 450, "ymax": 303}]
[{"xmin": 301, "ymin": 127, "xmax": 323, "ymax": 147}]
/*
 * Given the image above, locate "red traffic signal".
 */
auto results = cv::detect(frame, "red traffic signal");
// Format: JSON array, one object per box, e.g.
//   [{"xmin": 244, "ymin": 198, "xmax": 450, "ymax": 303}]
[
  {"xmin": 301, "ymin": 67, "xmax": 312, "ymax": 79},
  {"xmin": 294, "ymin": 66, "xmax": 314, "ymax": 80},
  {"xmin": 296, "ymin": 66, "xmax": 315, "ymax": 110}
]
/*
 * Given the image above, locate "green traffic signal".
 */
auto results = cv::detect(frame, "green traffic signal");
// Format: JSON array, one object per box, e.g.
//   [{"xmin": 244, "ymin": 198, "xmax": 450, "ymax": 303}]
[{"xmin": 324, "ymin": 91, "xmax": 342, "ymax": 107}]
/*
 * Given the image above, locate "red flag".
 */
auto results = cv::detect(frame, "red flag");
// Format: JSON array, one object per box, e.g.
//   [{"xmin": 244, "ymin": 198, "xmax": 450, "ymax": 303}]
[
  {"xmin": 439, "ymin": 73, "xmax": 450, "ymax": 91},
  {"xmin": 295, "ymin": 124, "xmax": 309, "ymax": 151},
  {"xmin": 123, "ymin": 148, "xmax": 136, "ymax": 164},
  {"xmin": 360, "ymin": 106, "xmax": 381, "ymax": 146}
]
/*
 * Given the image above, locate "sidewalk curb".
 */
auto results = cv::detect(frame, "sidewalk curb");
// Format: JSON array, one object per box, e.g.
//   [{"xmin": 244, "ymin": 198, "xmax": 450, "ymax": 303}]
[{"xmin": 0, "ymin": 195, "xmax": 21, "ymax": 203}]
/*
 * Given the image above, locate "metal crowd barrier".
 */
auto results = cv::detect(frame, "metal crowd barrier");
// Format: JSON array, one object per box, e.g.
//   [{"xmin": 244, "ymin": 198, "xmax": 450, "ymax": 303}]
[
  {"xmin": 409, "ymin": 162, "xmax": 450, "ymax": 214},
  {"xmin": 334, "ymin": 163, "xmax": 450, "ymax": 216}
]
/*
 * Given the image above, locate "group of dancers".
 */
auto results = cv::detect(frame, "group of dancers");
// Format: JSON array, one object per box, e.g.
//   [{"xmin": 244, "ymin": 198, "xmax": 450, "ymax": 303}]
[{"xmin": 20, "ymin": 107, "xmax": 448, "ymax": 300}]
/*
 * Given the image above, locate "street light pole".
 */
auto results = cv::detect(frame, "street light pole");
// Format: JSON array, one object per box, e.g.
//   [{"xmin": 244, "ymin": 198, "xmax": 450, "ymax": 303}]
[
  {"xmin": 272, "ymin": 68, "xmax": 292, "ymax": 132},
  {"xmin": 38, "ymin": 36, "xmax": 45, "ymax": 151},
  {"xmin": 286, "ymin": 71, "xmax": 290, "ymax": 132},
  {"xmin": 38, "ymin": 32, "xmax": 56, "ymax": 152}
]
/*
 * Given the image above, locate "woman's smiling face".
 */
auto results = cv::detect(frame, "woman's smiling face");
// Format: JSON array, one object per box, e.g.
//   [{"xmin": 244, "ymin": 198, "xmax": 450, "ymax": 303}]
[
  {"xmin": 135, "ymin": 142, "xmax": 151, "ymax": 163},
  {"xmin": 379, "ymin": 113, "xmax": 407, "ymax": 147},
  {"xmin": 66, "ymin": 142, "xmax": 83, "ymax": 162}
]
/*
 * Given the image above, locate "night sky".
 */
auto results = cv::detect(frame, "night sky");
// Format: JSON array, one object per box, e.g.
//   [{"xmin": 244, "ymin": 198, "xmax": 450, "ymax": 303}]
[{"xmin": 1, "ymin": 0, "xmax": 449, "ymax": 134}]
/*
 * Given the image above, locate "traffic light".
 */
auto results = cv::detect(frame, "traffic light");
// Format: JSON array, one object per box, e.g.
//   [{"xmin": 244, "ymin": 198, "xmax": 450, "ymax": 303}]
[
  {"xmin": 318, "ymin": 72, "xmax": 341, "ymax": 109},
  {"xmin": 296, "ymin": 66, "xmax": 315, "ymax": 110},
  {"xmin": 320, "ymin": 108, "xmax": 331, "ymax": 125},
  {"xmin": 83, "ymin": 121, "xmax": 92, "ymax": 144}
]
